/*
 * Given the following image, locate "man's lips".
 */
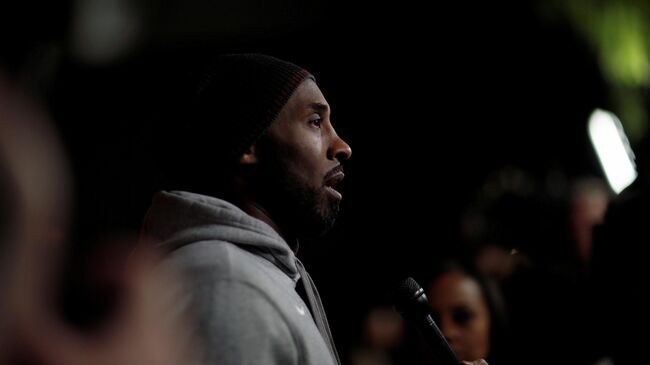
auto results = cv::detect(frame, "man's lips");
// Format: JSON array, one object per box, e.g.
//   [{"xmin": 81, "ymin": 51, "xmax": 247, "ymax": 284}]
[
  {"xmin": 324, "ymin": 167, "xmax": 345, "ymax": 199},
  {"xmin": 324, "ymin": 171, "xmax": 344, "ymax": 188}
]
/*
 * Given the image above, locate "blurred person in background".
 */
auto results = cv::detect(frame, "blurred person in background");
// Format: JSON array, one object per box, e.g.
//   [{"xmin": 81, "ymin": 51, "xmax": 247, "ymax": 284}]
[
  {"xmin": 590, "ymin": 134, "xmax": 650, "ymax": 365},
  {"xmin": 349, "ymin": 306, "xmax": 405, "ymax": 365},
  {"xmin": 424, "ymin": 261, "xmax": 511, "ymax": 365},
  {"xmin": 0, "ymin": 70, "xmax": 193, "ymax": 365},
  {"xmin": 461, "ymin": 168, "xmax": 606, "ymax": 365}
]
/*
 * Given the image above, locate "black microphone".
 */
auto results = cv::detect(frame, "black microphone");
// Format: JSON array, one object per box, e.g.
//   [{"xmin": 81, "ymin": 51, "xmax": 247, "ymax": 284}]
[{"xmin": 394, "ymin": 277, "xmax": 460, "ymax": 365}]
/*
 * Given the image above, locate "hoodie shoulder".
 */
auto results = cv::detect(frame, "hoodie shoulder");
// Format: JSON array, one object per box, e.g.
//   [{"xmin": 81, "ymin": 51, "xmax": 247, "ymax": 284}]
[
  {"xmin": 141, "ymin": 190, "xmax": 300, "ymax": 281},
  {"xmin": 167, "ymin": 239, "xmax": 297, "ymax": 290}
]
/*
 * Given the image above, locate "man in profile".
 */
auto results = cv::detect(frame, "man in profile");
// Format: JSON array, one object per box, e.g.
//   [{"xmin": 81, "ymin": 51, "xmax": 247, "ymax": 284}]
[{"xmin": 140, "ymin": 54, "xmax": 351, "ymax": 365}]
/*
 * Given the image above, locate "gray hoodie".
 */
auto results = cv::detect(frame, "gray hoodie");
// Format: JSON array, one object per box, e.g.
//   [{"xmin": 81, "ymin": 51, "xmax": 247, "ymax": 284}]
[{"xmin": 141, "ymin": 191, "xmax": 340, "ymax": 365}]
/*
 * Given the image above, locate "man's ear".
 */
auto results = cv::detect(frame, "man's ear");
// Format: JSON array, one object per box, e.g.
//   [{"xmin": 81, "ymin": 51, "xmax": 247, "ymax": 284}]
[{"xmin": 238, "ymin": 145, "xmax": 259, "ymax": 165}]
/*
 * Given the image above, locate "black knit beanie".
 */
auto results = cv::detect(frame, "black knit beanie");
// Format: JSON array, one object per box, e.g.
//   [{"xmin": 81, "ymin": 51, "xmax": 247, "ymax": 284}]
[
  {"xmin": 154, "ymin": 53, "xmax": 314, "ymax": 193},
  {"xmin": 190, "ymin": 53, "xmax": 314, "ymax": 162}
]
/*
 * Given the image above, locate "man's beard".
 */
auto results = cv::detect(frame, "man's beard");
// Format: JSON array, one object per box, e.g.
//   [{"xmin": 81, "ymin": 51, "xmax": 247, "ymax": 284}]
[{"xmin": 257, "ymin": 164, "xmax": 340, "ymax": 239}]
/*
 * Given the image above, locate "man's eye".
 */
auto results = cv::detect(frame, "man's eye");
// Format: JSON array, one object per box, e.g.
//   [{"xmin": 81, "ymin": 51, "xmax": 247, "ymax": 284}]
[{"xmin": 310, "ymin": 118, "xmax": 323, "ymax": 128}]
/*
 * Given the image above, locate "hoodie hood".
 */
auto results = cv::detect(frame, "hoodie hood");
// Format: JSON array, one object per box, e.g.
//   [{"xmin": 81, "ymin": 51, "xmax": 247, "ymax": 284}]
[{"xmin": 140, "ymin": 190, "xmax": 299, "ymax": 281}]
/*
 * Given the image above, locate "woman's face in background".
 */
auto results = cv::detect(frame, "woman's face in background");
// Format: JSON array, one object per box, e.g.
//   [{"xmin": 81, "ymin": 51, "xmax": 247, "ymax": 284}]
[{"xmin": 427, "ymin": 271, "xmax": 491, "ymax": 362}]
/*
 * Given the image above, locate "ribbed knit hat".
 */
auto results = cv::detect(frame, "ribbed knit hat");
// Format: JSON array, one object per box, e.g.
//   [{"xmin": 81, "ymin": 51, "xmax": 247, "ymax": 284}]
[{"xmin": 191, "ymin": 53, "xmax": 314, "ymax": 162}]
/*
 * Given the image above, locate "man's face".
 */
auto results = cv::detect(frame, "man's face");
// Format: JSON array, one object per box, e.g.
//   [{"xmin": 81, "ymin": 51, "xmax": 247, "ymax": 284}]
[{"xmin": 254, "ymin": 79, "xmax": 352, "ymax": 238}]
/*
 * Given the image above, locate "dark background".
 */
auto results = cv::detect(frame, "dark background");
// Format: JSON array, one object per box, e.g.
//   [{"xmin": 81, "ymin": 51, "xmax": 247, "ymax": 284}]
[{"xmin": 2, "ymin": 0, "xmax": 625, "ymax": 362}]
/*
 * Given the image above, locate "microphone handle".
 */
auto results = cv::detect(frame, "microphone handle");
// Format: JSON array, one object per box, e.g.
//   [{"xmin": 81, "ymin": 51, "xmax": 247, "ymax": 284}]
[{"xmin": 415, "ymin": 314, "xmax": 460, "ymax": 365}]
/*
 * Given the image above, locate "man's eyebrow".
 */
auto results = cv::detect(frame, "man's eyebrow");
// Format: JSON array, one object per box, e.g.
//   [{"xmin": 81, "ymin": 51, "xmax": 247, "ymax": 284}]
[{"xmin": 308, "ymin": 102, "xmax": 329, "ymax": 113}]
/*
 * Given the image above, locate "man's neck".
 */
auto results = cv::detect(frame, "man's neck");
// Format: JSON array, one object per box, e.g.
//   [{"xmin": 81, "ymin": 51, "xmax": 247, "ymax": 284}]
[{"xmin": 232, "ymin": 196, "xmax": 299, "ymax": 253}]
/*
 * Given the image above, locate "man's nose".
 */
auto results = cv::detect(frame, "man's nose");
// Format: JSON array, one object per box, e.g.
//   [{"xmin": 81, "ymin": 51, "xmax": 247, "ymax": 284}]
[{"xmin": 328, "ymin": 133, "xmax": 352, "ymax": 162}]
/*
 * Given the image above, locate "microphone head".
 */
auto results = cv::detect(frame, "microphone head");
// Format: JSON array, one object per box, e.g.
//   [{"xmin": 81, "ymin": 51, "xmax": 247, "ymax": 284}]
[{"xmin": 394, "ymin": 277, "xmax": 429, "ymax": 314}]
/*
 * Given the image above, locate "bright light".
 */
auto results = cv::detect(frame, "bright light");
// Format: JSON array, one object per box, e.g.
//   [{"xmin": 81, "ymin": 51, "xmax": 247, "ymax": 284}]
[{"xmin": 588, "ymin": 109, "xmax": 637, "ymax": 194}]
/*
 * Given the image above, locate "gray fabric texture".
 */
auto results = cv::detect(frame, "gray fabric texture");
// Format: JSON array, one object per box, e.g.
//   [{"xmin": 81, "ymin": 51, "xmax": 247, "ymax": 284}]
[{"xmin": 141, "ymin": 190, "xmax": 340, "ymax": 365}]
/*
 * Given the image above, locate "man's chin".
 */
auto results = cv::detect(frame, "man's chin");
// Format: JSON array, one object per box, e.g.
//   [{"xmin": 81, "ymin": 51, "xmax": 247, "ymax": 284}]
[
  {"xmin": 295, "ymin": 205, "xmax": 339, "ymax": 239},
  {"xmin": 315, "ymin": 202, "xmax": 340, "ymax": 235},
  {"xmin": 268, "ymin": 185, "xmax": 341, "ymax": 238}
]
